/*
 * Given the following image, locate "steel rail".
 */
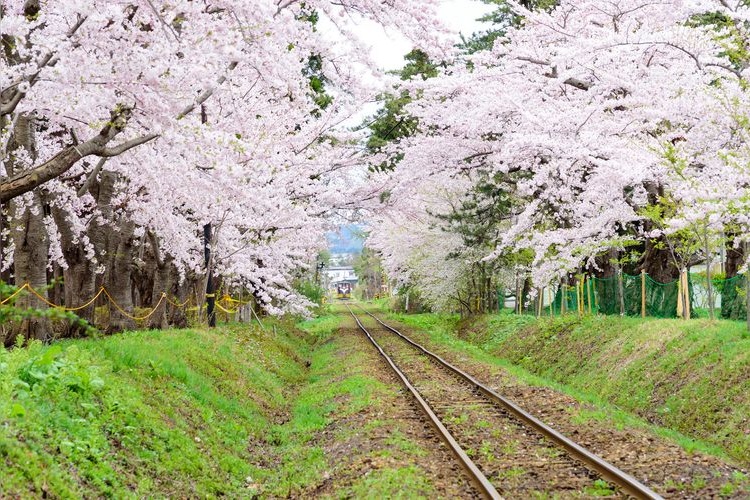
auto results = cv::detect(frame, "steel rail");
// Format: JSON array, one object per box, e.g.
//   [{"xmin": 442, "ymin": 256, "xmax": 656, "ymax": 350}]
[
  {"xmin": 355, "ymin": 304, "xmax": 663, "ymax": 500},
  {"xmin": 346, "ymin": 305, "xmax": 503, "ymax": 500}
]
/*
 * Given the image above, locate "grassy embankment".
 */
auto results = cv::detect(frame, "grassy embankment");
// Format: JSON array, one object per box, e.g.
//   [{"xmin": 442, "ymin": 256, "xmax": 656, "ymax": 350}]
[
  {"xmin": 0, "ymin": 312, "xmax": 424, "ymax": 498},
  {"xmin": 383, "ymin": 307, "xmax": 750, "ymax": 468}
]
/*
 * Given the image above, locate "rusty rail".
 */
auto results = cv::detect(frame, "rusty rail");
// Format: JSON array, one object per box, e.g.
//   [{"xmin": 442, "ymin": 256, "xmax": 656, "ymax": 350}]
[
  {"xmin": 353, "ymin": 304, "xmax": 663, "ymax": 500},
  {"xmin": 346, "ymin": 304, "xmax": 502, "ymax": 500}
]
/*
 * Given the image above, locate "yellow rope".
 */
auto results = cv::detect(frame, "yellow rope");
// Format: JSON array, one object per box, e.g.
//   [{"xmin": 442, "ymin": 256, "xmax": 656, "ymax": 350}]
[
  {"xmin": 26, "ymin": 285, "xmax": 106, "ymax": 311},
  {"xmin": 3, "ymin": 282, "xmax": 247, "ymax": 322},
  {"xmin": 101, "ymin": 289, "xmax": 166, "ymax": 321},
  {"xmin": 220, "ymin": 294, "xmax": 250, "ymax": 305},
  {"xmin": 164, "ymin": 295, "xmax": 191, "ymax": 308},
  {"xmin": 215, "ymin": 302, "xmax": 239, "ymax": 315},
  {"xmin": 0, "ymin": 283, "xmax": 29, "ymax": 305}
]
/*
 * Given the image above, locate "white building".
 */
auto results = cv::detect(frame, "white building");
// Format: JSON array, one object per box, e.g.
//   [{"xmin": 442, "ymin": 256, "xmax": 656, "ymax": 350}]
[{"xmin": 326, "ymin": 266, "xmax": 358, "ymax": 288}]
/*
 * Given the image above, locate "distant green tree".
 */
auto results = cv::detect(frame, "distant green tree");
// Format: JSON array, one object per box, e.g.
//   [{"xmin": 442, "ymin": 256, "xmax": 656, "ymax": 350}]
[
  {"xmin": 459, "ymin": 0, "xmax": 559, "ymax": 54},
  {"xmin": 432, "ymin": 168, "xmax": 531, "ymax": 315},
  {"xmin": 353, "ymin": 248, "xmax": 385, "ymax": 300},
  {"xmin": 363, "ymin": 49, "xmax": 438, "ymax": 172}
]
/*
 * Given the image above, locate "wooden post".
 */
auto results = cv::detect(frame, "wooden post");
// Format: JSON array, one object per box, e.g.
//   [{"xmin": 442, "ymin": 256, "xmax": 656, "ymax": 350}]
[
  {"xmin": 536, "ymin": 287, "xmax": 543, "ymax": 318},
  {"xmin": 617, "ymin": 269, "xmax": 625, "ymax": 316},
  {"xmin": 580, "ymin": 280, "xmax": 585, "ymax": 315},
  {"xmin": 561, "ymin": 284, "xmax": 567, "ymax": 315},
  {"xmin": 677, "ymin": 268, "xmax": 691, "ymax": 320},
  {"xmin": 641, "ymin": 270, "xmax": 646, "ymax": 318},
  {"xmin": 516, "ymin": 276, "xmax": 522, "ymax": 315},
  {"xmin": 586, "ymin": 277, "xmax": 593, "ymax": 315}
]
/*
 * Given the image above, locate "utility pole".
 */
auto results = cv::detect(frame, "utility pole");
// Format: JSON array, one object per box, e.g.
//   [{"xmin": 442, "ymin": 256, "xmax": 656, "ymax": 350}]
[
  {"xmin": 204, "ymin": 223, "xmax": 216, "ymax": 328},
  {"xmin": 200, "ymin": 103, "xmax": 215, "ymax": 327}
]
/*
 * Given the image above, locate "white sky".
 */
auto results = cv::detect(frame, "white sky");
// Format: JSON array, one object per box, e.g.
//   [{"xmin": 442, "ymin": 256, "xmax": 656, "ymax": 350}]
[
  {"xmin": 358, "ymin": 0, "xmax": 493, "ymax": 71},
  {"xmin": 324, "ymin": 0, "xmax": 494, "ymax": 126}
]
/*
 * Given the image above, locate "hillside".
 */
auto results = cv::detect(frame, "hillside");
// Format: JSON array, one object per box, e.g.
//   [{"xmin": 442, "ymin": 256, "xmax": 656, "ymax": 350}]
[{"xmin": 0, "ymin": 321, "xmax": 338, "ymax": 497}]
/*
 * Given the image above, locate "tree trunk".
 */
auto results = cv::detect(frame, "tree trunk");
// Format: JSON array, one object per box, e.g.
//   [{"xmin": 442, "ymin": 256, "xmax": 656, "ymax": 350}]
[
  {"xmin": 50, "ymin": 204, "xmax": 99, "ymax": 332},
  {"xmin": 104, "ymin": 217, "xmax": 136, "ymax": 333},
  {"xmin": 705, "ymin": 242, "xmax": 714, "ymax": 321},
  {"xmin": 168, "ymin": 268, "xmax": 191, "ymax": 328},
  {"xmin": 4, "ymin": 115, "xmax": 51, "ymax": 344},
  {"xmin": 725, "ymin": 231, "xmax": 745, "ymax": 278},
  {"xmin": 147, "ymin": 232, "xmax": 173, "ymax": 330}
]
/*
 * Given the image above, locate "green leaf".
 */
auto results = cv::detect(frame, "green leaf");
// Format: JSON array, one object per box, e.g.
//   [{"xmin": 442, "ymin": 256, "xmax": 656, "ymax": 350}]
[
  {"xmin": 37, "ymin": 345, "xmax": 63, "ymax": 367},
  {"xmin": 10, "ymin": 403, "xmax": 26, "ymax": 418}
]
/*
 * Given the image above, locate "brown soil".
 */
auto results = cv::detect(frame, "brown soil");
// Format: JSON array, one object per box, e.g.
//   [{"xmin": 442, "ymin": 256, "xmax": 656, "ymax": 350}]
[
  {"xmin": 309, "ymin": 314, "xmax": 480, "ymax": 498},
  {"xmin": 370, "ymin": 310, "xmax": 750, "ymax": 499},
  {"xmin": 358, "ymin": 313, "xmax": 616, "ymax": 498}
]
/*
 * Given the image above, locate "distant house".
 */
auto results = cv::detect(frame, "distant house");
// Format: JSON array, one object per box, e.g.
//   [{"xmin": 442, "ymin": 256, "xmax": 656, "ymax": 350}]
[
  {"xmin": 326, "ymin": 266, "xmax": 358, "ymax": 289},
  {"xmin": 329, "ymin": 252, "xmax": 356, "ymax": 266}
]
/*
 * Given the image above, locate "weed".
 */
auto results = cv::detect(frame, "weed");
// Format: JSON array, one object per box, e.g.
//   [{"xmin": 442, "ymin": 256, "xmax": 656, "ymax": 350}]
[{"xmin": 584, "ymin": 479, "xmax": 615, "ymax": 497}]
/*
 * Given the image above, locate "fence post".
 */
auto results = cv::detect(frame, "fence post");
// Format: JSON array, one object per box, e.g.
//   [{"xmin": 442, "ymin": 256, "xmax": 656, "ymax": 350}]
[
  {"xmin": 677, "ymin": 268, "xmax": 691, "ymax": 320},
  {"xmin": 587, "ymin": 276, "xmax": 593, "ymax": 314},
  {"xmin": 617, "ymin": 269, "xmax": 625, "ymax": 316},
  {"xmin": 536, "ymin": 287, "xmax": 542, "ymax": 318},
  {"xmin": 576, "ymin": 275, "xmax": 586, "ymax": 317},
  {"xmin": 641, "ymin": 270, "xmax": 646, "ymax": 318},
  {"xmin": 561, "ymin": 284, "xmax": 567, "ymax": 315}
]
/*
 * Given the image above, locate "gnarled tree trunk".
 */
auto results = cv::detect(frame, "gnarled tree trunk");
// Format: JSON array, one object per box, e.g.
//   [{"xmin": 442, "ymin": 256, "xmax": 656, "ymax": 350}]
[{"xmin": 4, "ymin": 115, "xmax": 51, "ymax": 344}]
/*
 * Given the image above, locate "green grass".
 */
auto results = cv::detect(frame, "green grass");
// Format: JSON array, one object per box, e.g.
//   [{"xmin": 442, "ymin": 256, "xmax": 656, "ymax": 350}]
[
  {"xmin": 383, "ymin": 308, "xmax": 750, "ymax": 467},
  {"xmin": 344, "ymin": 465, "xmax": 435, "ymax": 499},
  {"xmin": 0, "ymin": 318, "xmax": 330, "ymax": 497},
  {"xmin": 0, "ymin": 308, "xmax": 447, "ymax": 497},
  {"xmin": 1, "ymin": 322, "xmax": 324, "ymax": 497}
]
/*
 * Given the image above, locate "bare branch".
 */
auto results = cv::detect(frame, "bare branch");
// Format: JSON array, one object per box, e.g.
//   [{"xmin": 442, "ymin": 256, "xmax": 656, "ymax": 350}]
[
  {"xmin": 176, "ymin": 61, "xmax": 238, "ymax": 120},
  {"xmin": 97, "ymin": 133, "xmax": 159, "ymax": 157},
  {"xmin": 77, "ymin": 157, "xmax": 106, "ymax": 197}
]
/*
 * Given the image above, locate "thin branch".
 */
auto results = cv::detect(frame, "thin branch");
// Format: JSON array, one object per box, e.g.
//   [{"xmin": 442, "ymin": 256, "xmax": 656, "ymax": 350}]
[
  {"xmin": 77, "ymin": 157, "xmax": 106, "ymax": 197},
  {"xmin": 176, "ymin": 61, "xmax": 239, "ymax": 120},
  {"xmin": 97, "ymin": 133, "xmax": 159, "ymax": 157}
]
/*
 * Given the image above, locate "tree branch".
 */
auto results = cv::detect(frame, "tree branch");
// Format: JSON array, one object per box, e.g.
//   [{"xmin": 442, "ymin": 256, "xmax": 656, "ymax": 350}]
[
  {"xmin": 176, "ymin": 61, "xmax": 239, "ymax": 120},
  {"xmin": 97, "ymin": 133, "xmax": 159, "ymax": 157}
]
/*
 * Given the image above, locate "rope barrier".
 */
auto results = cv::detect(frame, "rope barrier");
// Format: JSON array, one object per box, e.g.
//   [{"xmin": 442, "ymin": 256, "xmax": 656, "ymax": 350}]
[
  {"xmin": 0, "ymin": 283, "xmax": 250, "ymax": 324},
  {"xmin": 215, "ymin": 302, "xmax": 239, "ymax": 315},
  {"xmin": 0, "ymin": 281, "xmax": 262, "ymax": 326},
  {"xmin": 0, "ymin": 283, "xmax": 29, "ymax": 305},
  {"xmin": 164, "ymin": 295, "xmax": 192, "ymax": 308}
]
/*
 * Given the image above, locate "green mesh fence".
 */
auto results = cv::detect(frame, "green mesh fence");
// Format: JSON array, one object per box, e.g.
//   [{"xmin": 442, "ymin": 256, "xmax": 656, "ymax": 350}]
[
  {"xmin": 589, "ymin": 275, "xmax": 645, "ymax": 316},
  {"xmin": 644, "ymin": 275, "xmax": 679, "ymax": 318},
  {"xmin": 720, "ymin": 274, "xmax": 746, "ymax": 320},
  {"xmin": 534, "ymin": 272, "xmax": 747, "ymax": 321},
  {"xmin": 551, "ymin": 286, "xmax": 580, "ymax": 314},
  {"xmin": 689, "ymin": 273, "xmax": 746, "ymax": 320}
]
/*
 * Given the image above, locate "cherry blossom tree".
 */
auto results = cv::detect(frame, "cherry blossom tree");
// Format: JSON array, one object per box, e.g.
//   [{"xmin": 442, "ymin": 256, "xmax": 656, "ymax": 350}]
[
  {"xmin": 0, "ymin": 0, "xmax": 449, "ymax": 338},
  {"xmin": 367, "ymin": 0, "xmax": 750, "ymax": 309}
]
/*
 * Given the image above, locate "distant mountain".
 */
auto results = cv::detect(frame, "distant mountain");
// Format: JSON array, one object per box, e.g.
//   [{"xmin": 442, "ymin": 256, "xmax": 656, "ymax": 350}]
[{"xmin": 327, "ymin": 225, "xmax": 364, "ymax": 254}]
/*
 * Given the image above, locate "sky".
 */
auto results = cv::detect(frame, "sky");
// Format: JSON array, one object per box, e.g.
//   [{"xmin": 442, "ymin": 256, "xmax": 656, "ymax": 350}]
[
  {"xmin": 326, "ymin": 0, "xmax": 494, "ymax": 126},
  {"xmin": 359, "ymin": 0, "xmax": 494, "ymax": 71}
]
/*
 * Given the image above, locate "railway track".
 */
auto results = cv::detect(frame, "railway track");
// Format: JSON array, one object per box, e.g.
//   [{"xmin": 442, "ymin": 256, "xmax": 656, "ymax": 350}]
[{"xmin": 347, "ymin": 303, "xmax": 663, "ymax": 499}]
